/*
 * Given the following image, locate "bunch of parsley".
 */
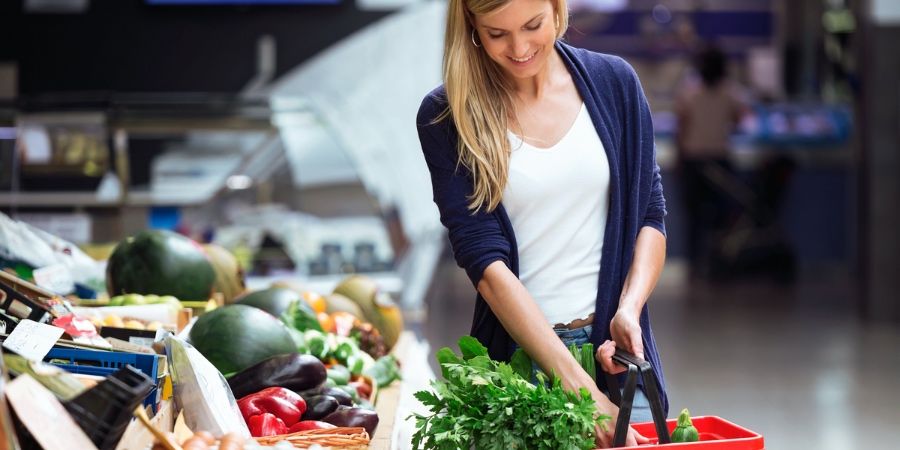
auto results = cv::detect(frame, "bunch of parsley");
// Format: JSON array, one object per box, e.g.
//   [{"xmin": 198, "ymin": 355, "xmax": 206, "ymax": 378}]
[{"xmin": 411, "ymin": 337, "xmax": 608, "ymax": 450}]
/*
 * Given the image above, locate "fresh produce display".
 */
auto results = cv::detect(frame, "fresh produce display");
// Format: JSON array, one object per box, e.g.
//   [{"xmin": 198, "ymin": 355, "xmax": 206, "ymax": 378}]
[
  {"xmin": 411, "ymin": 336, "xmax": 608, "ymax": 450},
  {"xmin": 3, "ymin": 246, "xmax": 407, "ymax": 449},
  {"xmin": 671, "ymin": 408, "xmax": 700, "ymax": 442},
  {"xmin": 227, "ymin": 353, "xmax": 327, "ymax": 399},
  {"xmin": 203, "ymin": 243, "xmax": 246, "ymax": 303},
  {"xmin": 188, "ymin": 304, "xmax": 297, "ymax": 375},
  {"xmin": 106, "ymin": 229, "xmax": 216, "ymax": 301}
]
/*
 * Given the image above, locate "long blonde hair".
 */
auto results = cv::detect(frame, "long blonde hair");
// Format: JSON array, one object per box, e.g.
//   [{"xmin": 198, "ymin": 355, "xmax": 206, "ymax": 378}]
[{"xmin": 442, "ymin": 0, "xmax": 569, "ymax": 212}]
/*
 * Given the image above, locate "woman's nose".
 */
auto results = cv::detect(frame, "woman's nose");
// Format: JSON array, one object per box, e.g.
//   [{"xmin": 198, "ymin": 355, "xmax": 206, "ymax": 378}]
[{"xmin": 511, "ymin": 34, "xmax": 529, "ymax": 57}]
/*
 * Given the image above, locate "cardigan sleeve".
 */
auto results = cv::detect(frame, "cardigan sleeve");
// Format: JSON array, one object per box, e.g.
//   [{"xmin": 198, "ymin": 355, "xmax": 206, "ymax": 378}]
[
  {"xmin": 416, "ymin": 93, "xmax": 512, "ymax": 287},
  {"xmin": 616, "ymin": 58, "xmax": 668, "ymax": 236}
]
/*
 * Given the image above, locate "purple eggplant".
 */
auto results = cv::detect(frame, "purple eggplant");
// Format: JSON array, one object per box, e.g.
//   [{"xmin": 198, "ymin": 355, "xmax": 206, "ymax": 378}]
[
  {"xmin": 227, "ymin": 353, "xmax": 326, "ymax": 399},
  {"xmin": 302, "ymin": 395, "xmax": 340, "ymax": 421},
  {"xmin": 322, "ymin": 406, "xmax": 379, "ymax": 436}
]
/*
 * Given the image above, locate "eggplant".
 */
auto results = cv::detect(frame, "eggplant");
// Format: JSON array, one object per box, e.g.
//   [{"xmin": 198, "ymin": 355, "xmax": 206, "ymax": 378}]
[
  {"xmin": 322, "ymin": 406, "xmax": 379, "ymax": 436},
  {"xmin": 228, "ymin": 353, "xmax": 326, "ymax": 399},
  {"xmin": 321, "ymin": 387, "xmax": 354, "ymax": 406},
  {"xmin": 302, "ymin": 395, "xmax": 340, "ymax": 421}
]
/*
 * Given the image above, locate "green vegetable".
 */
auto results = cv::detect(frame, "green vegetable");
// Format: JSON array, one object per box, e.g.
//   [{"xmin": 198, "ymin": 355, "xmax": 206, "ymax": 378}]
[
  {"xmin": 364, "ymin": 355, "xmax": 401, "ymax": 389},
  {"xmin": 411, "ymin": 336, "xmax": 608, "ymax": 450},
  {"xmin": 188, "ymin": 304, "xmax": 297, "ymax": 375},
  {"xmin": 327, "ymin": 365, "xmax": 351, "ymax": 386},
  {"xmin": 280, "ymin": 298, "xmax": 323, "ymax": 333},
  {"xmin": 304, "ymin": 330, "xmax": 329, "ymax": 360},
  {"xmin": 671, "ymin": 408, "xmax": 699, "ymax": 443},
  {"xmin": 106, "ymin": 229, "xmax": 215, "ymax": 301},
  {"xmin": 510, "ymin": 343, "xmax": 596, "ymax": 384}
]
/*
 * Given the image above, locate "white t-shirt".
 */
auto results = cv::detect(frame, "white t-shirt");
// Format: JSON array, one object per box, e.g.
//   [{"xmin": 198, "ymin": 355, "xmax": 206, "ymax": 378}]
[{"xmin": 503, "ymin": 103, "xmax": 610, "ymax": 326}]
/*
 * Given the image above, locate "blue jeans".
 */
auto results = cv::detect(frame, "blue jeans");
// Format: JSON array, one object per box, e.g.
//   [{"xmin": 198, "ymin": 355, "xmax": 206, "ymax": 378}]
[{"xmin": 551, "ymin": 325, "xmax": 653, "ymax": 424}]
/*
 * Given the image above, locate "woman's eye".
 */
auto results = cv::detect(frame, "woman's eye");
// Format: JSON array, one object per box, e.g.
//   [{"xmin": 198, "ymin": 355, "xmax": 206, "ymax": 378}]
[
  {"xmin": 488, "ymin": 32, "xmax": 505, "ymax": 39},
  {"xmin": 525, "ymin": 21, "xmax": 542, "ymax": 31}
]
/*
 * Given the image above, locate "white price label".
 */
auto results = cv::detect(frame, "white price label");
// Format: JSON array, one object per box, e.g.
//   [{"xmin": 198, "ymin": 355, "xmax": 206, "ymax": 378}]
[{"xmin": 2, "ymin": 319, "xmax": 65, "ymax": 362}]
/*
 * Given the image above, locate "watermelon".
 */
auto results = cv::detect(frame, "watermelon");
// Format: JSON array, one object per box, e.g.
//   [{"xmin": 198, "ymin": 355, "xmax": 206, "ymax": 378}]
[
  {"xmin": 234, "ymin": 287, "xmax": 303, "ymax": 317},
  {"xmin": 189, "ymin": 304, "xmax": 296, "ymax": 375},
  {"xmin": 106, "ymin": 230, "xmax": 215, "ymax": 301}
]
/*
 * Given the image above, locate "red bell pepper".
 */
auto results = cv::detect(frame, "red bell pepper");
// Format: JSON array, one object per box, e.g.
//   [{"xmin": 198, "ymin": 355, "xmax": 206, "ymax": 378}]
[
  {"xmin": 247, "ymin": 413, "xmax": 288, "ymax": 437},
  {"xmin": 288, "ymin": 420, "xmax": 337, "ymax": 433},
  {"xmin": 238, "ymin": 387, "xmax": 308, "ymax": 436}
]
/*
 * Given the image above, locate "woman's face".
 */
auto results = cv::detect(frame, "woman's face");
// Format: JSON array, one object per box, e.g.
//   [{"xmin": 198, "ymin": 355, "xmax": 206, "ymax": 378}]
[{"xmin": 472, "ymin": 0, "xmax": 558, "ymax": 81}]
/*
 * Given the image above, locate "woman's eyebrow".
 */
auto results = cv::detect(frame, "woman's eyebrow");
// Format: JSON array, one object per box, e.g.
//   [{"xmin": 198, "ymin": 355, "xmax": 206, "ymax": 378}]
[{"xmin": 482, "ymin": 13, "xmax": 545, "ymax": 32}]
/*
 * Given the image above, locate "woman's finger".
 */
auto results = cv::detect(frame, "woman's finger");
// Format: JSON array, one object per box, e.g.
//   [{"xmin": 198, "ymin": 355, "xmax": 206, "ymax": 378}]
[{"xmin": 596, "ymin": 340, "xmax": 625, "ymax": 374}]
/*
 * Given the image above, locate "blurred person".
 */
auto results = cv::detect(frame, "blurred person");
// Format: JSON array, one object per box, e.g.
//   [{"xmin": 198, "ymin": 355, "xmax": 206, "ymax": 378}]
[
  {"xmin": 674, "ymin": 44, "xmax": 749, "ymax": 279},
  {"xmin": 416, "ymin": 0, "xmax": 667, "ymax": 446}
]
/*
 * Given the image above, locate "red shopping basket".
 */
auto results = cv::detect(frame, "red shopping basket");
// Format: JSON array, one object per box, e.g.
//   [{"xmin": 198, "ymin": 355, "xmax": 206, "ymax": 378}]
[
  {"xmin": 630, "ymin": 415, "xmax": 764, "ymax": 449},
  {"xmin": 604, "ymin": 350, "xmax": 765, "ymax": 449}
]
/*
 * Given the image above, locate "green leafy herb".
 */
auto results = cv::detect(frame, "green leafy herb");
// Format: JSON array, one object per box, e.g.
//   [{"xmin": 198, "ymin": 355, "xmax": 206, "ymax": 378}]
[
  {"xmin": 364, "ymin": 354, "xmax": 402, "ymax": 388},
  {"xmin": 280, "ymin": 299, "xmax": 323, "ymax": 332},
  {"xmin": 410, "ymin": 338, "xmax": 609, "ymax": 450}
]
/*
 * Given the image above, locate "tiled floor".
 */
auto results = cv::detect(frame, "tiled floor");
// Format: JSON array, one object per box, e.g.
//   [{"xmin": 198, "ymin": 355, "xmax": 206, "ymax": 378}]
[{"xmin": 415, "ymin": 254, "xmax": 900, "ymax": 450}]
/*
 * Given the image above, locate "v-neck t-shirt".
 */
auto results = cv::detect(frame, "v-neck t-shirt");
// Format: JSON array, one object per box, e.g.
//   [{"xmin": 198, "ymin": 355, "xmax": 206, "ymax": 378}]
[{"xmin": 502, "ymin": 103, "xmax": 610, "ymax": 325}]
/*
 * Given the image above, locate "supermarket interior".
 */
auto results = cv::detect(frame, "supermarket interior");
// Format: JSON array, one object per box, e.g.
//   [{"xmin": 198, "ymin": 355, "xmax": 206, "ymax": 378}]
[{"xmin": 0, "ymin": 0, "xmax": 899, "ymax": 449}]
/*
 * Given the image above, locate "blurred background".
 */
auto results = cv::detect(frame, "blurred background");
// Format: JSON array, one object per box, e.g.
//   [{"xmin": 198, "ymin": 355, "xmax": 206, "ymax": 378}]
[{"xmin": 0, "ymin": 0, "xmax": 898, "ymax": 449}]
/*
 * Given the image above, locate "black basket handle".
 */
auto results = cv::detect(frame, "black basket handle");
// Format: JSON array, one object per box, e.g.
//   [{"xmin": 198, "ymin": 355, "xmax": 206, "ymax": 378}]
[{"xmin": 604, "ymin": 349, "xmax": 670, "ymax": 447}]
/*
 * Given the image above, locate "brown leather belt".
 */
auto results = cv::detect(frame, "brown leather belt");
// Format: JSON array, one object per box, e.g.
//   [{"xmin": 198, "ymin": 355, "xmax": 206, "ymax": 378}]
[{"xmin": 553, "ymin": 313, "xmax": 595, "ymax": 331}]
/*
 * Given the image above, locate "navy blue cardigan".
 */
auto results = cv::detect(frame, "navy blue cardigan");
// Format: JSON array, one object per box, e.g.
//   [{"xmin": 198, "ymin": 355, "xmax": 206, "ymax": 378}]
[{"xmin": 416, "ymin": 41, "xmax": 668, "ymax": 412}]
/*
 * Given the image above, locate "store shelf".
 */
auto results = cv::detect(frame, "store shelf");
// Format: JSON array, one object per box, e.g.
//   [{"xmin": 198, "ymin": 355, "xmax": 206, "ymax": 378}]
[{"xmin": 0, "ymin": 191, "xmax": 119, "ymax": 207}]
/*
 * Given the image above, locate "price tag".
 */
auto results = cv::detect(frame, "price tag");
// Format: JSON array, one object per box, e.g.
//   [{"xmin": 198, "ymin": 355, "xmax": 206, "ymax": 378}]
[{"xmin": 2, "ymin": 319, "xmax": 65, "ymax": 362}]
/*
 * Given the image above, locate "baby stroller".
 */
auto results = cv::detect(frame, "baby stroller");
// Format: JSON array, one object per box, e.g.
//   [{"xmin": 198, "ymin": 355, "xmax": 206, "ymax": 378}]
[{"xmin": 700, "ymin": 156, "xmax": 797, "ymax": 283}]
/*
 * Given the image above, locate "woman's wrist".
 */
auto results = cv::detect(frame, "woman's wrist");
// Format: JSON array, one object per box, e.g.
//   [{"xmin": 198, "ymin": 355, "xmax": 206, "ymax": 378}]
[{"xmin": 616, "ymin": 295, "xmax": 643, "ymax": 318}]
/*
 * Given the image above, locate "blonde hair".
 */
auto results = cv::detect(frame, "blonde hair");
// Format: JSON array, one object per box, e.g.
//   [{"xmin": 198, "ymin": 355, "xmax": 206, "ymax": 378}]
[{"xmin": 442, "ymin": 0, "xmax": 569, "ymax": 212}]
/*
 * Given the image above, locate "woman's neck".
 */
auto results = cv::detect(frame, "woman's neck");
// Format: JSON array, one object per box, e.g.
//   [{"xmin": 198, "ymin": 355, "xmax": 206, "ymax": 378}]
[{"xmin": 508, "ymin": 48, "xmax": 564, "ymax": 102}]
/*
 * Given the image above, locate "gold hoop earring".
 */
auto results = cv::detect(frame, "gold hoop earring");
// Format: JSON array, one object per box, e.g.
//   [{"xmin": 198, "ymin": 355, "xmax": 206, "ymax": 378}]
[{"xmin": 471, "ymin": 29, "xmax": 481, "ymax": 48}]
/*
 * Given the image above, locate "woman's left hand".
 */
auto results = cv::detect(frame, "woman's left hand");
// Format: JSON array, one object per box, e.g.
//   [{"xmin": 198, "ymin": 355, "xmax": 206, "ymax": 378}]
[{"xmin": 610, "ymin": 309, "xmax": 644, "ymax": 359}]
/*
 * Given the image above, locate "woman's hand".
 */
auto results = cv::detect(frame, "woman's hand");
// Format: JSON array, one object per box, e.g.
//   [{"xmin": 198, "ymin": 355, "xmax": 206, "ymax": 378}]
[
  {"xmin": 592, "ymin": 340, "xmax": 651, "ymax": 448},
  {"xmin": 596, "ymin": 310, "xmax": 644, "ymax": 375},
  {"xmin": 611, "ymin": 308, "xmax": 644, "ymax": 359},
  {"xmin": 588, "ymin": 390, "xmax": 650, "ymax": 448}
]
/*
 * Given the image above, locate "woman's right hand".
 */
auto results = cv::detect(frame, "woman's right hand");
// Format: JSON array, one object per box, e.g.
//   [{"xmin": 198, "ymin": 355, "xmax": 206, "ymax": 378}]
[{"xmin": 590, "ymin": 392, "xmax": 649, "ymax": 448}]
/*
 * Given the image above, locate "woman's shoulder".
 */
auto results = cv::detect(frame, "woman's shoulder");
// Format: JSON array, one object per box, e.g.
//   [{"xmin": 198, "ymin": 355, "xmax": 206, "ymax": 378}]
[
  {"xmin": 558, "ymin": 42, "xmax": 642, "ymax": 92},
  {"xmin": 417, "ymin": 85, "xmax": 449, "ymax": 127},
  {"xmin": 559, "ymin": 42, "xmax": 636, "ymax": 77}
]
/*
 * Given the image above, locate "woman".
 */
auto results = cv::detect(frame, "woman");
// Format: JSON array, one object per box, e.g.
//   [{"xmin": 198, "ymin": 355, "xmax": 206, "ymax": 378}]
[{"xmin": 416, "ymin": 0, "xmax": 667, "ymax": 446}]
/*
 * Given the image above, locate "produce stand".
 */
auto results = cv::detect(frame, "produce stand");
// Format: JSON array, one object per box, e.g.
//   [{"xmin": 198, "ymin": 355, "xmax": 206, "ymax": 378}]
[{"xmin": 0, "ymin": 228, "xmax": 416, "ymax": 450}]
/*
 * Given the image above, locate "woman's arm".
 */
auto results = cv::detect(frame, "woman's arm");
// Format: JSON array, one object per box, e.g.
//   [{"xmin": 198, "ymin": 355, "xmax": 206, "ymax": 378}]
[
  {"xmin": 478, "ymin": 261, "xmax": 646, "ymax": 448},
  {"xmin": 597, "ymin": 226, "xmax": 666, "ymax": 369}
]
